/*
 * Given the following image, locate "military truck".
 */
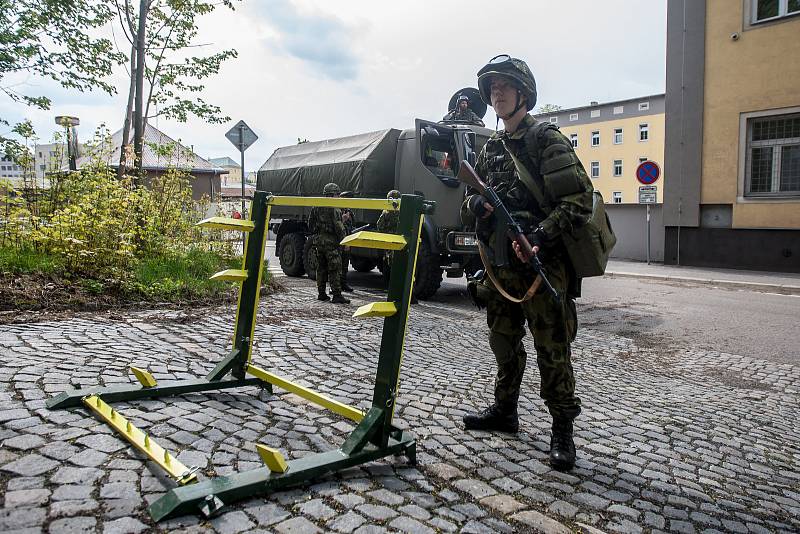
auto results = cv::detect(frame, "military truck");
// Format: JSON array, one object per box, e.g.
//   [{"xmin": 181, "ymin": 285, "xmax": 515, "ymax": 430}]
[{"xmin": 257, "ymin": 115, "xmax": 493, "ymax": 299}]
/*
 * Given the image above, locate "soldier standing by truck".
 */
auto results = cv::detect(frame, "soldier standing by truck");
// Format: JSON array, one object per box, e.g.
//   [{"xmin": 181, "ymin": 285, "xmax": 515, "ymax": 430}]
[
  {"xmin": 377, "ymin": 190, "xmax": 417, "ymax": 304},
  {"xmin": 339, "ymin": 191, "xmax": 355, "ymax": 293},
  {"xmin": 460, "ymin": 54, "xmax": 594, "ymax": 472},
  {"xmin": 442, "ymin": 94, "xmax": 485, "ymax": 127},
  {"xmin": 308, "ymin": 182, "xmax": 350, "ymax": 304}
]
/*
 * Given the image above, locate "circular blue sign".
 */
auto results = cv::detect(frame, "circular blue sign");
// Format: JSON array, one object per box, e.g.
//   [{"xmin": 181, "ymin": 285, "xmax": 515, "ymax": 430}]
[{"xmin": 636, "ymin": 161, "xmax": 660, "ymax": 185}]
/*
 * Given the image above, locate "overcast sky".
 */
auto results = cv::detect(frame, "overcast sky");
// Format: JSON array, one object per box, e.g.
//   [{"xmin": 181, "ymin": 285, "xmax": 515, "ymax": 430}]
[{"xmin": 2, "ymin": 0, "xmax": 667, "ymax": 173}]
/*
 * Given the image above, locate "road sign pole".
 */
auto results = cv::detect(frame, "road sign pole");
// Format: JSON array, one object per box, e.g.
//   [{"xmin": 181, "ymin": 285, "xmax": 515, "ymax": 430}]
[
  {"xmin": 646, "ymin": 204, "xmax": 651, "ymax": 265},
  {"xmin": 239, "ymin": 126, "xmax": 246, "ymax": 253}
]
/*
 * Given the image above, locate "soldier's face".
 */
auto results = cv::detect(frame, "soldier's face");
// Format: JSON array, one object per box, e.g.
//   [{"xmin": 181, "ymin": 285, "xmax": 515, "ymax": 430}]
[
  {"xmin": 490, "ymin": 77, "xmax": 523, "ymax": 116},
  {"xmin": 459, "ymin": 101, "xmax": 468, "ymax": 111}
]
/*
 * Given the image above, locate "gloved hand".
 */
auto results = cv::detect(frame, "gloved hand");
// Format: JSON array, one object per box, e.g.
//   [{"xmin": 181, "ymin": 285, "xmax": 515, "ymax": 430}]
[
  {"xmin": 526, "ymin": 227, "xmax": 547, "ymax": 251},
  {"xmin": 468, "ymin": 195, "xmax": 492, "ymax": 218}
]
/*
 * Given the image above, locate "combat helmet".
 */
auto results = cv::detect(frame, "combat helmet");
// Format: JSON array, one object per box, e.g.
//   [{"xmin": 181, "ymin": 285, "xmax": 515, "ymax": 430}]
[
  {"xmin": 387, "ymin": 190, "xmax": 400, "ymax": 200},
  {"xmin": 457, "ymin": 94, "xmax": 469, "ymax": 104},
  {"xmin": 323, "ymin": 182, "xmax": 341, "ymax": 196},
  {"xmin": 477, "ymin": 54, "xmax": 537, "ymax": 113}
]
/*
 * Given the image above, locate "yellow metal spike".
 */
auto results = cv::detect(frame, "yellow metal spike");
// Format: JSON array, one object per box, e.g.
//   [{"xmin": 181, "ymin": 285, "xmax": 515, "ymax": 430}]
[
  {"xmin": 340, "ymin": 231, "xmax": 407, "ymax": 251},
  {"xmin": 130, "ymin": 366, "xmax": 157, "ymax": 388},
  {"xmin": 209, "ymin": 269, "xmax": 248, "ymax": 282},
  {"xmin": 247, "ymin": 365, "xmax": 365, "ymax": 422},
  {"xmin": 256, "ymin": 444, "xmax": 289, "ymax": 473},
  {"xmin": 353, "ymin": 301, "xmax": 398, "ymax": 318},
  {"xmin": 196, "ymin": 216, "xmax": 255, "ymax": 232},
  {"xmin": 81, "ymin": 395, "xmax": 197, "ymax": 485}
]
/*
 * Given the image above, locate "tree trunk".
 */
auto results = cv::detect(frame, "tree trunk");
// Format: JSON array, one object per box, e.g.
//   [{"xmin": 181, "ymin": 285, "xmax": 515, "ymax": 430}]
[
  {"xmin": 118, "ymin": 42, "xmax": 137, "ymax": 180},
  {"xmin": 132, "ymin": 0, "xmax": 149, "ymax": 183}
]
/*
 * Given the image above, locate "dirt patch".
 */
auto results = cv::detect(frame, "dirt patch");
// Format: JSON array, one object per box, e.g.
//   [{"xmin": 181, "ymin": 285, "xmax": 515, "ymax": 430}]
[{"xmin": 0, "ymin": 273, "xmax": 285, "ymax": 325}]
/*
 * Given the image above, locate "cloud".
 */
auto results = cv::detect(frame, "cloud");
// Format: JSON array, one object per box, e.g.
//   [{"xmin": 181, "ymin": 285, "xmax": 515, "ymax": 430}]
[{"xmin": 254, "ymin": 0, "xmax": 360, "ymax": 81}]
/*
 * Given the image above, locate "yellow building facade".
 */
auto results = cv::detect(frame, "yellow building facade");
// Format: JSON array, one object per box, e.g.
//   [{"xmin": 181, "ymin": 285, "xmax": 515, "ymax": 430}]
[
  {"xmin": 534, "ymin": 94, "xmax": 665, "ymax": 205},
  {"xmin": 664, "ymin": 0, "xmax": 799, "ymax": 272}
]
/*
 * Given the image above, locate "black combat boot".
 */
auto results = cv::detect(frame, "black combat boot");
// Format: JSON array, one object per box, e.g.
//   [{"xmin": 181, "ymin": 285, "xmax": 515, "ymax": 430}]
[
  {"xmin": 463, "ymin": 403, "xmax": 518, "ymax": 433},
  {"xmin": 341, "ymin": 282, "xmax": 354, "ymax": 292},
  {"xmin": 317, "ymin": 291, "xmax": 330, "ymax": 301},
  {"xmin": 331, "ymin": 293, "xmax": 350, "ymax": 304},
  {"xmin": 549, "ymin": 417, "xmax": 576, "ymax": 471}
]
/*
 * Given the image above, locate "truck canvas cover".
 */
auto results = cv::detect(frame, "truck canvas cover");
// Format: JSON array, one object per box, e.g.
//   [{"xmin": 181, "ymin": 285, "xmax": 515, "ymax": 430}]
[{"xmin": 257, "ymin": 129, "xmax": 400, "ymax": 198}]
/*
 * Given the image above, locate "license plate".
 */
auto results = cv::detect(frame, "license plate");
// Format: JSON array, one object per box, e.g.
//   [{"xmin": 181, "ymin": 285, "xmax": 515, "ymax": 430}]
[{"xmin": 455, "ymin": 235, "xmax": 477, "ymax": 247}]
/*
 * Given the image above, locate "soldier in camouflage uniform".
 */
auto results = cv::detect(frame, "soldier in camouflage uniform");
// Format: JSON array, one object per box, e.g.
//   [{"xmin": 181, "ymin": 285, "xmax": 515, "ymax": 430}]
[
  {"xmin": 460, "ymin": 54, "xmax": 594, "ymax": 471},
  {"xmin": 442, "ymin": 95, "xmax": 485, "ymax": 127},
  {"xmin": 308, "ymin": 183, "xmax": 350, "ymax": 304},
  {"xmin": 339, "ymin": 191, "xmax": 355, "ymax": 292},
  {"xmin": 376, "ymin": 190, "xmax": 418, "ymax": 303}
]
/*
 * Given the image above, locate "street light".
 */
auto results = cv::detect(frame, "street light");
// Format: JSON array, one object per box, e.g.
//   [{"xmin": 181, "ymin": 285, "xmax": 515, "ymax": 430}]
[{"xmin": 55, "ymin": 116, "xmax": 80, "ymax": 171}]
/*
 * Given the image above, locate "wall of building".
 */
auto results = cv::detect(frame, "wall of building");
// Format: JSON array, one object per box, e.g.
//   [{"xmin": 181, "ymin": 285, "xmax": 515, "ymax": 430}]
[
  {"xmin": 702, "ymin": 0, "xmax": 800, "ymax": 229},
  {"xmin": 606, "ymin": 204, "xmax": 665, "ymax": 262},
  {"xmin": 561, "ymin": 113, "xmax": 665, "ymax": 205}
]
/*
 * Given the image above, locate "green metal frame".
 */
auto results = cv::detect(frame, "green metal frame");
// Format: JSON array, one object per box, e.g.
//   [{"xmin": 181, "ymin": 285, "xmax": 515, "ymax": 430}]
[{"xmin": 47, "ymin": 191, "xmax": 434, "ymax": 521}]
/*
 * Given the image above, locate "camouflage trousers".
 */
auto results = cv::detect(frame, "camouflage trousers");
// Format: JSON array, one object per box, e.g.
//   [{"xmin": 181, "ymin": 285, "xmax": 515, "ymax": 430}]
[
  {"xmin": 315, "ymin": 240, "xmax": 343, "ymax": 295},
  {"xmin": 482, "ymin": 259, "xmax": 581, "ymax": 420}
]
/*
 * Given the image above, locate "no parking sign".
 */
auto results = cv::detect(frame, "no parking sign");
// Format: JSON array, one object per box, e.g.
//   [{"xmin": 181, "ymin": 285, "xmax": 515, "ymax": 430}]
[{"xmin": 636, "ymin": 160, "xmax": 660, "ymax": 185}]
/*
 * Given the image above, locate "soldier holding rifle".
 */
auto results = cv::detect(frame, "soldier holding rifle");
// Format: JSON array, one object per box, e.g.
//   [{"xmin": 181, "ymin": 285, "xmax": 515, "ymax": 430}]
[{"xmin": 460, "ymin": 54, "xmax": 594, "ymax": 471}]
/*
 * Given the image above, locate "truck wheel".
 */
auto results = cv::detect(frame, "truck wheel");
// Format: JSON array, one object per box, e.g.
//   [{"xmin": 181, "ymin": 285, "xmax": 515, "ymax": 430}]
[
  {"xmin": 413, "ymin": 241, "xmax": 443, "ymax": 300},
  {"xmin": 303, "ymin": 238, "xmax": 318, "ymax": 281},
  {"xmin": 278, "ymin": 233, "xmax": 306, "ymax": 277},
  {"xmin": 350, "ymin": 256, "xmax": 377, "ymax": 273}
]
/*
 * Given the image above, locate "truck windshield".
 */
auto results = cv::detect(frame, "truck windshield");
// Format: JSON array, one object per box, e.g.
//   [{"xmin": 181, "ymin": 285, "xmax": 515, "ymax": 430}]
[{"xmin": 420, "ymin": 126, "xmax": 457, "ymax": 179}]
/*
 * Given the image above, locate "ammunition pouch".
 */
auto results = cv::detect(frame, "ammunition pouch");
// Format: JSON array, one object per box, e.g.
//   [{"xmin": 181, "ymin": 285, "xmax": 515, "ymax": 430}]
[{"xmin": 466, "ymin": 271, "xmax": 491, "ymax": 310}]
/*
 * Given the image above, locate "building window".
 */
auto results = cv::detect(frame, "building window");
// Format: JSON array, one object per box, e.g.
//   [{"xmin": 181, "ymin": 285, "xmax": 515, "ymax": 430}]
[
  {"xmin": 613, "ymin": 160, "xmax": 623, "ymax": 176},
  {"xmin": 752, "ymin": 0, "xmax": 800, "ymax": 23},
  {"xmin": 39, "ymin": 165, "xmax": 46, "ymax": 171},
  {"xmin": 613, "ymin": 128, "xmax": 623, "ymax": 144},
  {"xmin": 746, "ymin": 112, "xmax": 800, "ymax": 196},
  {"xmin": 569, "ymin": 133, "xmax": 578, "ymax": 148},
  {"xmin": 639, "ymin": 156, "xmax": 648, "ymax": 163},
  {"xmin": 639, "ymin": 123, "xmax": 649, "ymax": 141},
  {"xmin": 590, "ymin": 109, "xmax": 600, "ymax": 118},
  {"xmin": 590, "ymin": 161, "xmax": 600, "ymax": 178},
  {"xmin": 612, "ymin": 191, "xmax": 623, "ymax": 203},
  {"xmin": 638, "ymin": 102, "xmax": 650, "ymax": 111},
  {"xmin": 591, "ymin": 131, "xmax": 600, "ymax": 146},
  {"xmin": 613, "ymin": 106, "xmax": 624, "ymax": 115},
  {"xmin": 570, "ymin": 113, "xmax": 578, "ymax": 121},
  {"xmin": 549, "ymin": 116, "xmax": 558, "ymax": 123}
]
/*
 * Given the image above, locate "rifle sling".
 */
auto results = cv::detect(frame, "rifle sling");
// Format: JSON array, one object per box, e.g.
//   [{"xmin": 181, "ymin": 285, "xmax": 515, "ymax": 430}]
[
  {"xmin": 501, "ymin": 140, "xmax": 549, "ymax": 211},
  {"xmin": 478, "ymin": 241, "xmax": 542, "ymax": 304}
]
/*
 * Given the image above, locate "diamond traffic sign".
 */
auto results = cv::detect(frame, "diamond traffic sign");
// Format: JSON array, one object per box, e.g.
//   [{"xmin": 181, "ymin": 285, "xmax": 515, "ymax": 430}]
[{"xmin": 225, "ymin": 120, "xmax": 258, "ymax": 152}]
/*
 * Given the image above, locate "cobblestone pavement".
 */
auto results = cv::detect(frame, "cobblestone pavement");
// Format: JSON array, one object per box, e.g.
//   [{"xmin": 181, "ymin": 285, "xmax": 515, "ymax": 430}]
[{"xmin": 1, "ymin": 278, "xmax": 799, "ymax": 533}]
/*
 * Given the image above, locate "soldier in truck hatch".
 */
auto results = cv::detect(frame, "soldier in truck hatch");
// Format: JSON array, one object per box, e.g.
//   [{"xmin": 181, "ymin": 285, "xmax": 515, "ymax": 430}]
[{"xmin": 442, "ymin": 95, "xmax": 485, "ymax": 127}]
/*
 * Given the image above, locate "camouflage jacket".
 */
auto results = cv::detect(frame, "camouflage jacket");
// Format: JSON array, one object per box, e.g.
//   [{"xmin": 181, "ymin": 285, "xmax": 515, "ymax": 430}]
[
  {"xmin": 308, "ymin": 206, "xmax": 346, "ymax": 245},
  {"xmin": 376, "ymin": 209, "xmax": 399, "ymax": 234},
  {"xmin": 442, "ymin": 109, "xmax": 485, "ymax": 127},
  {"xmin": 461, "ymin": 114, "xmax": 593, "ymax": 267}
]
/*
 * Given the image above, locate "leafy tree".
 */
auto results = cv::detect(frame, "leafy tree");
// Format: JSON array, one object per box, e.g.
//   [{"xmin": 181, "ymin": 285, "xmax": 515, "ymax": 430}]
[
  {"xmin": 0, "ymin": 0, "xmax": 121, "ymax": 153},
  {"xmin": 113, "ymin": 0, "xmax": 238, "ymax": 177},
  {"xmin": 535, "ymin": 104, "xmax": 563, "ymax": 114}
]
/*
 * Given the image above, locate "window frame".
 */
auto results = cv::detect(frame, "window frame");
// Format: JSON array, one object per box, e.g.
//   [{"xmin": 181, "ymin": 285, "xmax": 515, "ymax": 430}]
[
  {"xmin": 613, "ymin": 159, "xmax": 623, "ymax": 177},
  {"xmin": 590, "ymin": 161, "xmax": 600, "ymax": 178},
  {"xmin": 612, "ymin": 191, "xmax": 623, "ymax": 204},
  {"xmin": 738, "ymin": 107, "xmax": 800, "ymax": 200},
  {"xmin": 751, "ymin": 0, "xmax": 800, "ymax": 24},
  {"xmin": 590, "ymin": 109, "xmax": 601, "ymax": 118},
  {"xmin": 591, "ymin": 131, "xmax": 600, "ymax": 147},
  {"xmin": 569, "ymin": 113, "xmax": 579, "ymax": 121},
  {"xmin": 639, "ymin": 123, "xmax": 650, "ymax": 142},
  {"xmin": 613, "ymin": 128, "xmax": 623, "ymax": 144},
  {"xmin": 638, "ymin": 102, "xmax": 650, "ymax": 111},
  {"xmin": 549, "ymin": 116, "xmax": 558, "ymax": 123},
  {"xmin": 569, "ymin": 133, "xmax": 578, "ymax": 148}
]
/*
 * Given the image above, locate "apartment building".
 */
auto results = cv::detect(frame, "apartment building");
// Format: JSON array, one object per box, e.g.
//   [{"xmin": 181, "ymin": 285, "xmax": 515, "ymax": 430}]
[
  {"xmin": 0, "ymin": 153, "xmax": 25, "ymax": 186},
  {"xmin": 665, "ymin": 0, "xmax": 799, "ymax": 272},
  {"xmin": 533, "ymin": 94, "xmax": 665, "ymax": 205}
]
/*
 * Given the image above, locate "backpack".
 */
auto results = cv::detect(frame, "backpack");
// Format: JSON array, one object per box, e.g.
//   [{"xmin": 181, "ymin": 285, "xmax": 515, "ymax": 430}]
[{"xmin": 504, "ymin": 122, "xmax": 616, "ymax": 278}]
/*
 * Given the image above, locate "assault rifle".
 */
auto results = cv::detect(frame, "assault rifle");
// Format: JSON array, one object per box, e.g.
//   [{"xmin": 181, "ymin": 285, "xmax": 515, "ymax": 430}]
[{"xmin": 457, "ymin": 160, "xmax": 560, "ymax": 302}]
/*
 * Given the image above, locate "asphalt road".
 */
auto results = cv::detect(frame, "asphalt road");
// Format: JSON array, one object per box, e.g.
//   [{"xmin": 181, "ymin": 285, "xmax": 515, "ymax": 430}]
[{"xmin": 266, "ymin": 242, "xmax": 800, "ymax": 365}]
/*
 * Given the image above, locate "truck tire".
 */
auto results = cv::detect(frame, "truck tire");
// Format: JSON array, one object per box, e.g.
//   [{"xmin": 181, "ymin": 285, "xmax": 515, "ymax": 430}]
[
  {"xmin": 303, "ymin": 238, "xmax": 318, "ymax": 281},
  {"xmin": 278, "ymin": 233, "xmax": 306, "ymax": 277},
  {"xmin": 350, "ymin": 256, "xmax": 377, "ymax": 273},
  {"xmin": 413, "ymin": 241, "xmax": 443, "ymax": 300}
]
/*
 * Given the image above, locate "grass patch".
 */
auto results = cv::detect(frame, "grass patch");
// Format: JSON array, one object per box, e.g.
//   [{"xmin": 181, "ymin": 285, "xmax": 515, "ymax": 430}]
[{"xmin": 0, "ymin": 247, "xmax": 66, "ymax": 276}]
